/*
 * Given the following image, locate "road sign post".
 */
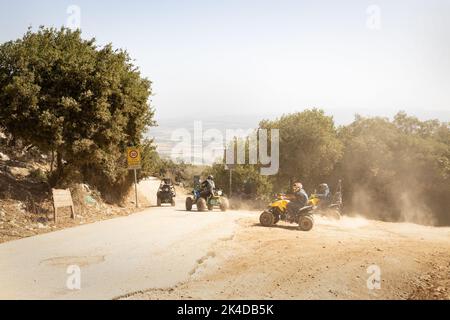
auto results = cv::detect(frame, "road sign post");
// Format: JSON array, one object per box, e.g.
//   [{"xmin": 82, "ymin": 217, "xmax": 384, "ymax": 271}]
[
  {"xmin": 225, "ymin": 163, "xmax": 236, "ymax": 198},
  {"xmin": 127, "ymin": 147, "xmax": 142, "ymax": 208}
]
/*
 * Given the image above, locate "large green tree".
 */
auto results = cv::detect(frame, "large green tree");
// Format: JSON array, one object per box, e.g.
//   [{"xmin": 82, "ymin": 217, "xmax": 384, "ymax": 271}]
[
  {"xmin": 0, "ymin": 27, "xmax": 155, "ymax": 201},
  {"xmin": 259, "ymin": 109, "xmax": 343, "ymax": 191}
]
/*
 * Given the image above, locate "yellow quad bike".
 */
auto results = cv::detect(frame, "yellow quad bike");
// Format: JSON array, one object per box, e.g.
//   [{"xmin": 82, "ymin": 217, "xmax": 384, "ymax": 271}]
[
  {"xmin": 259, "ymin": 186, "xmax": 343, "ymax": 231},
  {"xmin": 259, "ymin": 194, "xmax": 315, "ymax": 231}
]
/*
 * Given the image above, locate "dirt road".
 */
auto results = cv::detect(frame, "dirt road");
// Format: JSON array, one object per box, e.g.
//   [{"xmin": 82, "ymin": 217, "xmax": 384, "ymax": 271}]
[
  {"xmin": 1, "ymin": 178, "xmax": 449, "ymax": 299},
  {"xmin": 0, "ymin": 178, "xmax": 252, "ymax": 299},
  {"xmin": 126, "ymin": 216, "xmax": 450, "ymax": 300}
]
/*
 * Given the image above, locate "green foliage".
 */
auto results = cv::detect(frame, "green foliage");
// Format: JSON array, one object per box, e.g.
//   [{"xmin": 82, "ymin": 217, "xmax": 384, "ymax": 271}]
[
  {"xmin": 205, "ymin": 163, "xmax": 273, "ymax": 200},
  {"xmin": 28, "ymin": 168, "xmax": 47, "ymax": 183},
  {"xmin": 208, "ymin": 109, "xmax": 449, "ymax": 225},
  {"xmin": 337, "ymin": 112, "xmax": 450, "ymax": 225},
  {"xmin": 0, "ymin": 27, "xmax": 156, "ymax": 201},
  {"xmin": 259, "ymin": 109, "xmax": 343, "ymax": 190}
]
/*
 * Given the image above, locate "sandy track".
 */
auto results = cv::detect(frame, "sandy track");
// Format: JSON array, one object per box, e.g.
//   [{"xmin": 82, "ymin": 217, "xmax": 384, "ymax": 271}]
[
  {"xmin": 127, "ymin": 215, "xmax": 450, "ymax": 300},
  {"xmin": 0, "ymin": 178, "xmax": 251, "ymax": 299},
  {"xmin": 1, "ymin": 177, "xmax": 448, "ymax": 300}
]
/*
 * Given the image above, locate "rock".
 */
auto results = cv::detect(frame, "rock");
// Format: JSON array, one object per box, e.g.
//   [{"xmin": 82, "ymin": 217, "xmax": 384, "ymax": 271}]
[
  {"xmin": 0, "ymin": 152, "xmax": 10, "ymax": 161},
  {"xmin": 9, "ymin": 167, "xmax": 30, "ymax": 177},
  {"xmin": 84, "ymin": 195, "xmax": 97, "ymax": 206}
]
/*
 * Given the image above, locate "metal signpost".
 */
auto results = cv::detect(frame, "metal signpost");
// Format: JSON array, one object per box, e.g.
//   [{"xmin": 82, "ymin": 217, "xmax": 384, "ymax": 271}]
[
  {"xmin": 225, "ymin": 163, "xmax": 236, "ymax": 198},
  {"xmin": 127, "ymin": 147, "xmax": 142, "ymax": 208}
]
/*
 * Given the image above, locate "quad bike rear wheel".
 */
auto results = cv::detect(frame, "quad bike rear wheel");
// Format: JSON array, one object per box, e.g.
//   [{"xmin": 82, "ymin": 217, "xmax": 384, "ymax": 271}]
[
  {"xmin": 328, "ymin": 209, "xmax": 341, "ymax": 220},
  {"xmin": 219, "ymin": 198, "xmax": 229, "ymax": 212},
  {"xmin": 185, "ymin": 197, "xmax": 193, "ymax": 211},
  {"xmin": 157, "ymin": 197, "xmax": 161, "ymax": 207},
  {"xmin": 298, "ymin": 215, "xmax": 314, "ymax": 231},
  {"xmin": 196, "ymin": 198, "xmax": 207, "ymax": 212},
  {"xmin": 320, "ymin": 208, "xmax": 341, "ymax": 220},
  {"xmin": 260, "ymin": 211, "xmax": 275, "ymax": 227},
  {"xmin": 171, "ymin": 198, "xmax": 176, "ymax": 207}
]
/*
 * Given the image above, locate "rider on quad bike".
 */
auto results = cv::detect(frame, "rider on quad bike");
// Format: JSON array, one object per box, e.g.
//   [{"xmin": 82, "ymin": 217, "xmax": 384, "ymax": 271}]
[
  {"xmin": 185, "ymin": 175, "xmax": 229, "ymax": 212},
  {"xmin": 200, "ymin": 175, "xmax": 216, "ymax": 200},
  {"xmin": 315, "ymin": 183, "xmax": 331, "ymax": 208},
  {"xmin": 156, "ymin": 178, "xmax": 176, "ymax": 206},
  {"xmin": 286, "ymin": 182, "xmax": 309, "ymax": 217}
]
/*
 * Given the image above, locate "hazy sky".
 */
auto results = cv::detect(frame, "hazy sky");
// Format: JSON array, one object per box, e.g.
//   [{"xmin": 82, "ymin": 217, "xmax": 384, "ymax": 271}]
[{"xmin": 1, "ymin": 0, "xmax": 449, "ymax": 123}]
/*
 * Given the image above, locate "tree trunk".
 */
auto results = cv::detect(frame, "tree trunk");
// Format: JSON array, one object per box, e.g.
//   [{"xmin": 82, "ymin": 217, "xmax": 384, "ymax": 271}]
[
  {"xmin": 50, "ymin": 150, "xmax": 55, "ymax": 175},
  {"xmin": 55, "ymin": 151, "xmax": 64, "ymax": 185}
]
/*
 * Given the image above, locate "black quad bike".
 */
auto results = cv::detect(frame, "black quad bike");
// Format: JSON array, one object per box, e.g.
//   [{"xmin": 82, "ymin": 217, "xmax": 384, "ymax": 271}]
[
  {"xmin": 185, "ymin": 188, "xmax": 230, "ymax": 212},
  {"xmin": 157, "ymin": 178, "xmax": 176, "ymax": 207}
]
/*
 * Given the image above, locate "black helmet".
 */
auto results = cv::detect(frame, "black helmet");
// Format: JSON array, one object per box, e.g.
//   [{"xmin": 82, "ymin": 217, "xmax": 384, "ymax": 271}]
[{"xmin": 207, "ymin": 175, "xmax": 214, "ymax": 180}]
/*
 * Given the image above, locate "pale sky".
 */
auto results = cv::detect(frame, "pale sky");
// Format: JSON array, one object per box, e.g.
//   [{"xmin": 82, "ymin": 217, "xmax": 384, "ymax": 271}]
[{"xmin": 1, "ymin": 0, "xmax": 449, "ymax": 123}]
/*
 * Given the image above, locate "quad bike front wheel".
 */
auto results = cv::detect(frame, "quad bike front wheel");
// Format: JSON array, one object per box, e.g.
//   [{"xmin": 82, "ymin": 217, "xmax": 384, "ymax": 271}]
[
  {"xmin": 157, "ymin": 197, "xmax": 161, "ymax": 207},
  {"xmin": 196, "ymin": 198, "xmax": 208, "ymax": 212},
  {"xmin": 171, "ymin": 198, "xmax": 176, "ymax": 207},
  {"xmin": 185, "ymin": 197, "xmax": 193, "ymax": 211},
  {"xmin": 219, "ymin": 198, "xmax": 229, "ymax": 212},
  {"xmin": 298, "ymin": 215, "xmax": 314, "ymax": 231},
  {"xmin": 260, "ymin": 211, "xmax": 275, "ymax": 227}
]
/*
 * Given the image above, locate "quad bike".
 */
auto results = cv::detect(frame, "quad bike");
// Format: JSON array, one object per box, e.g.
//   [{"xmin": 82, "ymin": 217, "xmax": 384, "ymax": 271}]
[
  {"xmin": 308, "ymin": 194, "xmax": 342, "ymax": 220},
  {"xmin": 156, "ymin": 178, "xmax": 176, "ymax": 207},
  {"xmin": 309, "ymin": 180, "xmax": 343, "ymax": 220},
  {"xmin": 259, "ymin": 194, "xmax": 315, "ymax": 231},
  {"xmin": 259, "ymin": 181, "xmax": 343, "ymax": 231},
  {"xmin": 186, "ymin": 188, "xmax": 230, "ymax": 212}
]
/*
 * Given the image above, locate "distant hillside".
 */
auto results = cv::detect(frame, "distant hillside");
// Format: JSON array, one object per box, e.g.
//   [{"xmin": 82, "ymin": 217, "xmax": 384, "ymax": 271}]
[{"xmin": 147, "ymin": 114, "xmax": 266, "ymax": 164}]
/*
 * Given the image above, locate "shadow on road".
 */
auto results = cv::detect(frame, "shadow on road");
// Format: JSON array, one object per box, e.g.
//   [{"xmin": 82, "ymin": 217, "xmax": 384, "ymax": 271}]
[{"xmin": 251, "ymin": 223, "xmax": 300, "ymax": 231}]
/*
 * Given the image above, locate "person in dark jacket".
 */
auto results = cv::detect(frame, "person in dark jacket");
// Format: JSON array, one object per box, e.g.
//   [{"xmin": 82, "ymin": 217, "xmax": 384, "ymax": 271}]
[
  {"xmin": 287, "ymin": 182, "xmax": 309, "ymax": 215},
  {"xmin": 200, "ymin": 175, "xmax": 216, "ymax": 200},
  {"xmin": 315, "ymin": 183, "xmax": 331, "ymax": 208}
]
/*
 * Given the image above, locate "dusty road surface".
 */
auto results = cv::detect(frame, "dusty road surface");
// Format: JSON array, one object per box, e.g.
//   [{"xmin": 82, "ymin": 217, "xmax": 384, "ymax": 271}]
[
  {"xmin": 0, "ymin": 178, "xmax": 252, "ymax": 299},
  {"xmin": 126, "ymin": 216, "xmax": 450, "ymax": 300},
  {"xmin": 1, "ymin": 178, "xmax": 449, "ymax": 299}
]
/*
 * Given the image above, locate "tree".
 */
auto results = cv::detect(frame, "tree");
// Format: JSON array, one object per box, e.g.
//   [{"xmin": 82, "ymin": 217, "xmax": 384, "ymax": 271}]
[
  {"xmin": 205, "ymin": 163, "xmax": 273, "ymax": 200},
  {"xmin": 0, "ymin": 27, "xmax": 156, "ymax": 201},
  {"xmin": 259, "ymin": 109, "xmax": 343, "ymax": 191},
  {"xmin": 337, "ymin": 113, "xmax": 450, "ymax": 225}
]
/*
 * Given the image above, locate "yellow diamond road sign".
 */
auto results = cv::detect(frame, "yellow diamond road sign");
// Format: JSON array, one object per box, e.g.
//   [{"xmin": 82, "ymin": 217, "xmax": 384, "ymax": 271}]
[{"xmin": 127, "ymin": 147, "xmax": 141, "ymax": 170}]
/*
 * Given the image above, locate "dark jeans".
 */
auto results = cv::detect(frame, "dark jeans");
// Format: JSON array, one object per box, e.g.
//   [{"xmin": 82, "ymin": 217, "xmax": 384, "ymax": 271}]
[
  {"xmin": 287, "ymin": 201, "xmax": 304, "ymax": 215},
  {"xmin": 200, "ymin": 190, "xmax": 213, "ymax": 200}
]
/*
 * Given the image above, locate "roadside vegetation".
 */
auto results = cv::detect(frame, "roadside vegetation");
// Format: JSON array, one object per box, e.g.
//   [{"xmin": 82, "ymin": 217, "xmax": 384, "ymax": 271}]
[
  {"xmin": 0, "ymin": 27, "xmax": 159, "ymax": 202},
  {"xmin": 208, "ymin": 109, "xmax": 450, "ymax": 226},
  {"xmin": 1, "ymin": 27, "xmax": 449, "ymax": 228}
]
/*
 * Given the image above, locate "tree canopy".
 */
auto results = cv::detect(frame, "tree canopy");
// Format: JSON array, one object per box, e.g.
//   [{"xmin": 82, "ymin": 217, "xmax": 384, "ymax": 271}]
[
  {"xmin": 259, "ymin": 109, "xmax": 343, "ymax": 191},
  {"xmin": 0, "ymin": 27, "xmax": 155, "ymax": 201}
]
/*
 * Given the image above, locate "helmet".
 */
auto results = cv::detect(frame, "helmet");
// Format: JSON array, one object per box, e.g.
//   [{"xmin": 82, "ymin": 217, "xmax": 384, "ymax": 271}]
[
  {"xmin": 207, "ymin": 175, "xmax": 214, "ymax": 180},
  {"xmin": 293, "ymin": 182, "xmax": 303, "ymax": 191},
  {"xmin": 319, "ymin": 183, "xmax": 328, "ymax": 191}
]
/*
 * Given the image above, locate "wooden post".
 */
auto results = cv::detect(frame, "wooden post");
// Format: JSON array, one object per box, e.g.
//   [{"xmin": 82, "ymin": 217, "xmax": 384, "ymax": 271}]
[
  {"xmin": 229, "ymin": 168, "xmax": 232, "ymax": 198},
  {"xmin": 134, "ymin": 168, "xmax": 139, "ymax": 208}
]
